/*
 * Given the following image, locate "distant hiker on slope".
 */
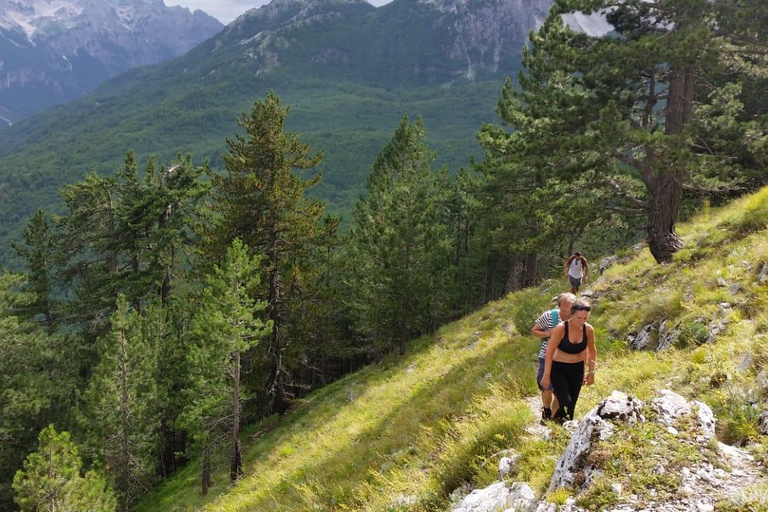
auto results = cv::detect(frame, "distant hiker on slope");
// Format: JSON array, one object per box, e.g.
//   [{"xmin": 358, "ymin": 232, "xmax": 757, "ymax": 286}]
[
  {"xmin": 532, "ymin": 293, "xmax": 576, "ymax": 423},
  {"xmin": 564, "ymin": 251, "xmax": 589, "ymax": 294},
  {"xmin": 539, "ymin": 298, "xmax": 597, "ymax": 423}
]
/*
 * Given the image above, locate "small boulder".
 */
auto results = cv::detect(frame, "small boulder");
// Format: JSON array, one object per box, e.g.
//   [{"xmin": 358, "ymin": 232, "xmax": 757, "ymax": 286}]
[
  {"xmin": 452, "ymin": 482, "xmax": 536, "ymax": 512},
  {"xmin": 548, "ymin": 393, "xmax": 631, "ymax": 492},
  {"xmin": 597, "ymin": 391, "xmax": 644, "ymax": 423},
  {"xmin": 498, "ymin": 453, "xmax": 520, "ymax": 480},
  {"xmin": 706, "ymin": 321, "xmax": 727, "ymax": 343},
  {"xmin": 736, "ymin": 352, "xmax": 753, "ymax": 373},
  {"xmin": 628, "ymin": 324, "xmax": 654, "ymax": 350},
  {"xmin": 651, "ymin": 390, "xmax": 691, "ymax": 427},
  {"xmin": 759, "ymin": 263, "xmax": 768, "ymax": 284},
  {"xmin": 758, "ymin": 411, "xmax": 768, "ymax": 436},
  {"xmin": 656, "ymin": 320, "xmax": 679, "ymax": 352},
  {"xmin": 691, "ymin": 400, "xmax": 716, "ymax": 439},
  {"xmin": 729, "ymin": 283, "xmax": 741, "ymax": 295},
  {"xmin": 756, "ymin": 369, "xmax": 768, "ymax": 393},
  {"xmin": 504, "ymin": 483, "xmax": 537, "ymax": 512},
  {"xmin": 600, "ymin": 255, "xmax": 620, "ymax": 273}
]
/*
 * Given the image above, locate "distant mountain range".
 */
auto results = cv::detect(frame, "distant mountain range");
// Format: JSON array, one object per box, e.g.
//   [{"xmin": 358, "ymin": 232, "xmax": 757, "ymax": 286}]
[
  {"xmin": 0, "ymin": 0, "xmax": 223, "ymax": 124},
  {"xmin": 0, "ymin": 0, "xmax": 553, "ymax": 262}
]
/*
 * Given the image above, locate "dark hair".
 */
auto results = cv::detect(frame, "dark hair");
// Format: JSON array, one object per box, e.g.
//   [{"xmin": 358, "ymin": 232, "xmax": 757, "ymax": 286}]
[
  {"xmin": 571, "ymin": 299, "xmax": 591, "ymax": 313},
  {"xmin": 574, "ymin": 251, "xmax": 582, "ymax": 256}
]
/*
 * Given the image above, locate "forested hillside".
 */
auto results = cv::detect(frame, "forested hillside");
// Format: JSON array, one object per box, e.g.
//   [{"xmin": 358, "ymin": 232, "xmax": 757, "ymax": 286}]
[
  {"xmin": 0, "ymin": 0, "xmax": 766, "ymax": 511},
  {"xmin": 0, "ymin": 0, "xmax": 552, "ymax": 261},
  {"xmin": 130, "ymin": 186, "xmax": 768, "ymax": 511}
]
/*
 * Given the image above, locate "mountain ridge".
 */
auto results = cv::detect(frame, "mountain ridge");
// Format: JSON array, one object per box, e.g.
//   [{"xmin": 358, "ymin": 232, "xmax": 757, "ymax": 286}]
[
  {"xmin": 0, "ymin": 0, "xmax": 224, "ymax": 124},
  {"xmin": 0, "ymin": 0, "xmax": 552, "ymax": 263}
]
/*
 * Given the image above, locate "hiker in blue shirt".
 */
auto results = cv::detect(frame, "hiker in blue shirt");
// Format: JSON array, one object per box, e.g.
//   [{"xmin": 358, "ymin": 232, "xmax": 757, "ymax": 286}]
[{"xmin": 532, "ymin": 292, "xmax": 576, "ymax": 422}]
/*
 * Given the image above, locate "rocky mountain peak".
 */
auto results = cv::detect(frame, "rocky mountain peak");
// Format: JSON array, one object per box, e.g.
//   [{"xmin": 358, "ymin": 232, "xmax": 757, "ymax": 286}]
[{"xmin": 0, "ymin": 0, "xmax": 224, "ymax": 124}]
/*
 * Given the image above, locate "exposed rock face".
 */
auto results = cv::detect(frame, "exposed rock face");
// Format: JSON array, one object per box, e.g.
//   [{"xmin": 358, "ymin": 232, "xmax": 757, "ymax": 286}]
[
  {"xmin": 548, "ymin": 391, "xmax": 641, "ymax": 492},
  {"xmin": 628, "ymin": 324, "xmax": 654, "ymax": 350},
  {"xmin": 224, "ymin": 0, "xmax": 553, "ymax": 84},
  {"xmin": 0, "ymin": 0, "xmax": 223, "ymax": 123},
  {"xmin": 758, "ymin": 411, "xmax": 768, "ymax": 436},
  {"xmin": 465, "ymin": 390, "xmax": 766, "ymax": 512},
  {"xmin": 599, "ymin": 255, "xmax": 620, "ymax": 273}
]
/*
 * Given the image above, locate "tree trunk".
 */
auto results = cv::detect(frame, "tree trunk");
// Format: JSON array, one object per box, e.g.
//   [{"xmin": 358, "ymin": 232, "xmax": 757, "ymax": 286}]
[
  {"xmin": 230, "ymin": 352, "xmax": 243, "ymax": 482},
  {"xmin": 119, "ymin": 329, "xmax": 131, "ymax": 506},
  {"xmin": 202, "ymin": 450, "xmax": 211, "ymax": 496},
  {"xmin": 645, "ymin": 63, "xmax": 694, "ymax": 263},
  {"xmin": 523, "ymin": 252, "xmax": 537, "ymax": 287},
  {"xmin": 647, "ymin": 170, "xmax": 685, "ymax": 263}
]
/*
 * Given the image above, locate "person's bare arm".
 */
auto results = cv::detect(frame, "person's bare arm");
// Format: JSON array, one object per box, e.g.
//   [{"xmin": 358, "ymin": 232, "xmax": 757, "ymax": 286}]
[
  {"xmin": 583, "ymin": 257, "xmax": 590, "ymax": 280},
  {"xmin": 532, "ymin": 322, "xmax": 551, "ymax": 338},
  {"xmin": 584, "ymin": 324, "xmax": 597, "ymax": 385}
]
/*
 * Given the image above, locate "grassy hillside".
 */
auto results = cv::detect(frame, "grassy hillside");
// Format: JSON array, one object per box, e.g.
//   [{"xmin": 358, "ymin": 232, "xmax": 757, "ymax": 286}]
[{"xmin": 134, "ymin": 188, "xmax": 768, "ymax": 511}]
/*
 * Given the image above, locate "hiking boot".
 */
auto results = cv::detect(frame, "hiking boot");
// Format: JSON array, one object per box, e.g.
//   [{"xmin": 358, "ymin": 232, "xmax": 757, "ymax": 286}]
[{"xmin": 540, "ymin": 407, "xmax": 552, "ymax": 424}]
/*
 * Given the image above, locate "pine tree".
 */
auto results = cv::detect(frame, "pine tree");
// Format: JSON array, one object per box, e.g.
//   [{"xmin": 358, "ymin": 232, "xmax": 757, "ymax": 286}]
[
  {"xmin": 211, "ymin": 91, "xmax": 332, "ymax": 415},
  {"xmin": 490, "ymin": 0, "xmax": 768, "ymax": 263},
  {"xmin": 82, "ymin": 297, "xmax": 161, "ymax": 509},
  {"xmin": 348, "ymin": 116, "xmax": 453, "ymax": 355},
  {"xmin": 0, "ymin": 272, "xmax": 79, "ymax": 509},
  {"xmin": 12, "ymin": 426, "xmax": 116, "ymax": 512},
  {"xmin": 11, "ymin": 209, "xmax": 58, "ymax": 333},
  {"xmin": 178, "ymin": 239, "xmax": 271, "ymax": 493}
]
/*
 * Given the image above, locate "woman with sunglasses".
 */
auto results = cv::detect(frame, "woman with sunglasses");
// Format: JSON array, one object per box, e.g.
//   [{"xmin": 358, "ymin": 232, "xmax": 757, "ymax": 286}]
[{"xmin": 539, "ymin": 299, "xmax": 596, "ymax": 422}]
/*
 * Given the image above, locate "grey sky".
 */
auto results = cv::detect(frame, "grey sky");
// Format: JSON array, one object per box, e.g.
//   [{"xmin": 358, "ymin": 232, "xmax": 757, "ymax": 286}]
[{"xmin": 166, "ymin": 0, "xmax": 392, "ymax": 24}]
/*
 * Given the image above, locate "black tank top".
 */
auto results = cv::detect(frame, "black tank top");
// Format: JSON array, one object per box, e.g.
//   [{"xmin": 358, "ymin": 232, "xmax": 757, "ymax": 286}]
[{"xmin": 558, "ymin": 321, "xmax": 588, "ymax": 354}]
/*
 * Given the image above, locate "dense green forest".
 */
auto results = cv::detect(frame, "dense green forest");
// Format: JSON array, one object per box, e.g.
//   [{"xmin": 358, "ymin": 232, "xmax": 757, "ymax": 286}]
[{"xmin": 1, "ymin": 0, "xmax": 766, "ymax": 510}]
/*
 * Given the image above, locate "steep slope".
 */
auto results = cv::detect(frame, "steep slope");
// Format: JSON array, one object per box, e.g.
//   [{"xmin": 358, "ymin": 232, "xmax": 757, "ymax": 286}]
[
  {"xmin": 0, "ymin": 0, "xmax": 552, "ymax": 263},
  {"xmin": 0, "ymin": 0, "xmax": 223, "ymax": 124},
  {"xmin": 135, "ymin": 188, "xmax": 768, "ymax": 511}
]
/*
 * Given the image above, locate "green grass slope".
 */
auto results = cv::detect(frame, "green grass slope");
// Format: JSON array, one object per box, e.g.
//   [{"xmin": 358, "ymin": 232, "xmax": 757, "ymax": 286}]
[{"xmin": 136, "ymin": 189, "xmax": 768, "ymax": 511}]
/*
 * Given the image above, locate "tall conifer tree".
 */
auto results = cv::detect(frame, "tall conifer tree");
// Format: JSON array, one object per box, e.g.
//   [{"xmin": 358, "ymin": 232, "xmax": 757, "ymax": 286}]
[
  {"xmin": 211, "ymin": 92, "xmax": 333, "ymax": 414},
  {"xmin": 82, "ymin": 297, "xmax": 161, "ymax": 509},
  {"xmin": 178, "ymin": 240, "xmax": 271, "ymax": 493},
  {"xmin": 348, "ymin": 116, "xmax": 452, "ymax": 355}
]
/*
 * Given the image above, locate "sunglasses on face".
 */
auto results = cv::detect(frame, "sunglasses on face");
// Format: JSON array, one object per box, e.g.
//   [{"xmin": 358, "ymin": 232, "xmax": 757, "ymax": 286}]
[{"xmin": 572, "ymin": 305, "xmax": 592, "ymax": 312}]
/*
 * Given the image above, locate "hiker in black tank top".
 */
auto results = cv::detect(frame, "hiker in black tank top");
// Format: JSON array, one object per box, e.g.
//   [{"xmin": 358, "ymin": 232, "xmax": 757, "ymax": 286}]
[{"xmin": 539, "ymin": 299, "xmax": 597, "ymax": 422}]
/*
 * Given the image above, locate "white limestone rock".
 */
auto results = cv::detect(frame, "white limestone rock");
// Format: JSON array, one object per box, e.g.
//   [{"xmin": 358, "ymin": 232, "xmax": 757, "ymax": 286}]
[
  {"xmin": 453, "ymin": 482, "xmax": 536, "ymax": 512},
  {"xmin": 596, "ymin": 391, "xmax": 644, "ymax": 423},
  {"xmin": 599, "ymin": 255, "xmax": 620, "ymax": 273},
  {"xmin": 498, "ymin": 454, "xmax": 519, "ymax": 480},
  {"xmin": 628, "ymin": 324, "xmax": 654, "ymax": 350},
  {"xmin": 502, "ymin": 483, "xmax": 537, "ymax": 512},
  {"xmin": 547, "ymin": 392, "xmax": 643, "ymax": 492},
  {"xmin": 651, "ymin": 390, "xmax": 692, "ymax": 427},
  {"xmin": 736, "ymin": 352, "xmax": 753, "ymax": 373},
  {"xmin": 759, "ymin": 263, "xmax": 768, "ymax": 284},
  {"xmin": 691, "ymin": 400, "xmax": 716, "ymax": 439},
  {"xmin": 756, "ymin": 369, "xmax": 768, "ymax": 393}
]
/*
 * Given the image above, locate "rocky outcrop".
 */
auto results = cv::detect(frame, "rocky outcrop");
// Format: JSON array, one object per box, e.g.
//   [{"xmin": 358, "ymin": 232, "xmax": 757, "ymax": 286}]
[
  {"xmin": 548, "ymin": 391, "xmax": 642, "ymax": 492},
  {"xmin": 452, "ymin": 481, "xmax": 536, "ymax": 512},
  {"xmin": 0, "ymin": 0, "xmax": 223, "ymax": 122},
  {"xmin": 462, "ymin": 390, "xmax": 766, "ymax": 512}
]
